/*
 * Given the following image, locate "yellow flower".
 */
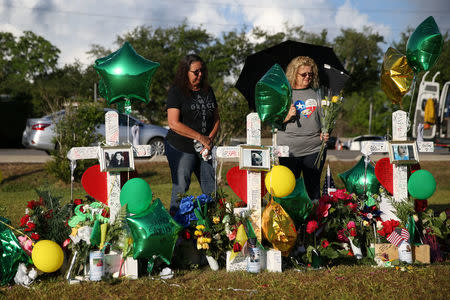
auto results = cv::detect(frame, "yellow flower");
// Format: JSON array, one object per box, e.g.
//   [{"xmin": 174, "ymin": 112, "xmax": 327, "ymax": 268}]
[
  {"xmin": 197, "ymin": 243, "xmax": 203, "ymax": 250},
  {"xmin": 213, "ymin": 217, "xmax": 220, "ymax": 224},
  {"xmin": 206, "ymin": 238, "xmax": 212, "ymax": 243},
  {"xmin": 194, "ymin": 230, "xmax": 202, "ymax": 236},
  {"xmin": 331, "ymin": 96, "xmax": 339, "ymax": 103},
  {"xmin": 202, "ymin": 243, "xmax": 209, "ymax": 250},
  {"xmin": 196, "ymin": 224, "xmax": 205, "ymax": 230},
  {"xmin": 363, "ymin": 220, "xmax": 370, "ymax": 226}
]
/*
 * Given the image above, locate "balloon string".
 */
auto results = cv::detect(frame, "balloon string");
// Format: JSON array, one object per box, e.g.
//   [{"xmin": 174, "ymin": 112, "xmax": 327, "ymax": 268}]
[{"xmin": 0, "ymin": 219, "xmax": 34, "ymax": 244}]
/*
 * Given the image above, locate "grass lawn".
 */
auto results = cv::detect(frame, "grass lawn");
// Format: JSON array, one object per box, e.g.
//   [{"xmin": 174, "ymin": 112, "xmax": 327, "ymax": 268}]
[{"xmin": 0, "ymin": 160, "xmax": 449, "ymax": 298}]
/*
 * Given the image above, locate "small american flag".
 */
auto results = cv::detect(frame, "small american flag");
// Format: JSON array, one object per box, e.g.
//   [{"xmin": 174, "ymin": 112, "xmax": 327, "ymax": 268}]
[{"xmin": 387, "ymin": 228, "xmax": 410, "ymax": 247}]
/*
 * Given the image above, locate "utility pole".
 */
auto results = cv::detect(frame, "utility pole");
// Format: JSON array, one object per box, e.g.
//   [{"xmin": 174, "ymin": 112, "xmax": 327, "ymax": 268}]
[
  {"xmin": 94, "ymin": 83, "xmax": 97, "ymax": 102},
  {"xmin": 368, "ymin": 98, "xmax": 373, "ymax": 135}
]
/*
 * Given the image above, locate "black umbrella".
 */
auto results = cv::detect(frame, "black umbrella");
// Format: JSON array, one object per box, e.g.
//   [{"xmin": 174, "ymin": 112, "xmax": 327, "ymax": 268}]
[
  {"xmin": 235, "ymin": 40, "xmax": 348, "ymax": 110},
  {"xmin": 323, "ymin": 64, "xmax": 351, "ymax": 96}
]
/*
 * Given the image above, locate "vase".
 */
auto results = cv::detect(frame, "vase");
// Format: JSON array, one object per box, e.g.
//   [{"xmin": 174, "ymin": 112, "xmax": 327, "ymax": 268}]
[
  {"xmin": 311, "ymin": 249, "xmax": 322, "ymax": 269},
  {"xmin": 398, "ymin": 241, "xmax": 413, "ymax": 264},
  {"xmin": 349, "ymin": 239, "xmax": 363, "ymax": 259},
  {"xmin": 206, "ymin": 255, "xmax": 219, "ymax": 271}
]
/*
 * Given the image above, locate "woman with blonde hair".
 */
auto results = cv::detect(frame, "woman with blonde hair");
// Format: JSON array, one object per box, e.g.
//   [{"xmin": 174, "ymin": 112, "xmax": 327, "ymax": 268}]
[{"xmin": 277, "ymin": 56, "xmax": 328, "ymax": 201}]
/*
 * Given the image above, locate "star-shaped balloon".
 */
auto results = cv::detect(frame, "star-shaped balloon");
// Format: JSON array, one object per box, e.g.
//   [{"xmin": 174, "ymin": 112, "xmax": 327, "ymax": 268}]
[
  {"xmin": 94, "ymin": 42, "xmax": 160, "ymax": 105},
  {"xmin": 406, "ymin": 16, "xmax": 443, "ymax": 74},
  {"xmin": 381, "ymin": 47, "xmax": 414, "ymax": 105},
  {"xmin": 338, "ymin": 157, "xmax": 380, "ymax": 195},
  {"xmin": 255, "ymin": 64, "xmax": 292, "ymax": 129},
  {"xmin": 126, "ymin": 198, "xmax": 182, "ymax": 263}
]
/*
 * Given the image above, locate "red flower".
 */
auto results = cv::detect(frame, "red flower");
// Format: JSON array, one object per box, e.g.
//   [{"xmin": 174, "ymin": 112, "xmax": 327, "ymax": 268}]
[
  {"xmin": 377, "ymin": 219, "xmax": 400, "ymax": 237},
  {"xmin": 24, "ymin": 222, "xmax": 35, "ymax": 232},
  {"xmin": 26, "ymin": 201, "xmax": 37, "ymax": 209},
  {"xmin": 183, "ymin": 230, "xmax": 191, "ymax": 239},
  {"xmin": 414, "ymin": 199, "xmax": 428, "ymax": 213},
  {"xmin": 31, "ymin": 233, "xmax": 40, "ymax": 240},
  {"xmin": 101, "ymin": 208, "xmax": 110, "ymax": 218},
  {"xmin": 346, "ymin": 202, "xmax": 357, "ymax": 212},
  {"xmin": 337, "ymin": 229, "xmax": 349, "ymax": 242},
  {"xmin": 233, "ymin": 242, "xmax": 242, "ymax": 252},
  {"xmin": 74, "ymin": 198, "xmax": 82, "ymax": 206},
  {"xmin": 306, "ymin": 220, "xmax": 318, "ymax": 234},
  {"xmin": 319, "ymin": 194, "xmax": 334, "ymax": 204},
  {"xmin": 321, "ymin": 240, "xmax": 330, "ymax": 248},
  {"xmin": 349, "ymin": 228, "xmax": 357, "ymax": 237},
  {"xmin": 19, "ymin": 215, "xmax": 30, "ymax": 227},
  {"xmin": 347, "ymin": 221, "xmax": 356, "ymax": 229},
  {"xmin": 316, "ymin": 201, "xmax": 331, "ymax": 220},
  {"xmin": 38, "ymin": 197, "xmax": 44, "ymax": 206},
  {"xmin": 347, "ymin": 250, "xmax": 354, "ymax": 256},
  {"xmin": 44, "ymin": 209, "xmax": 53, "ymax": 219},
  {"xmin": 330, "ymin": 189, "xmax": 352, "ymax": 200}
]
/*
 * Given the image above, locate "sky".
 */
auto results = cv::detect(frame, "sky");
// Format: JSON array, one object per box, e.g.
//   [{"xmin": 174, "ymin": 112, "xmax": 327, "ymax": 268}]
[{"xmin": 0, "ymin": 0, "xmax": 449, "ymax": 67}]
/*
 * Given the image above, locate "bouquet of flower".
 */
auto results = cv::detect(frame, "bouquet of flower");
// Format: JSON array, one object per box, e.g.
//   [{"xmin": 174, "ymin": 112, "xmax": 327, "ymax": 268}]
[{"xmin": 314, "ymin": 95, "xmax": 344, "ymax": 169}]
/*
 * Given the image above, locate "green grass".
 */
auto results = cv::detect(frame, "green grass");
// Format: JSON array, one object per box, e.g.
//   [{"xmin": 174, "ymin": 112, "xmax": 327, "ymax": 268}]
[{"xmin": 0, "ymin": 160, "xmax": 449, "ymax": 299}]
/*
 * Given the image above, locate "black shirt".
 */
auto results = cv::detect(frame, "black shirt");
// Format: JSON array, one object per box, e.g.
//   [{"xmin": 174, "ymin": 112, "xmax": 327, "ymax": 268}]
[{"xmin": 165, "ymin": 85, "xmax": 217, "ymax": 154}]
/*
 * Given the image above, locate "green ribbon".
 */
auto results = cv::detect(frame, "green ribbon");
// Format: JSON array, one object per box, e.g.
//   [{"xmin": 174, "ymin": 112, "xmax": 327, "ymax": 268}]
[
  {"xmin": 68, "ymin": 202, "xmax": 109, "ymax": 228},
  {"xmin": 407, "ymin": 215, "xmax": 419, "ymax": 246}
]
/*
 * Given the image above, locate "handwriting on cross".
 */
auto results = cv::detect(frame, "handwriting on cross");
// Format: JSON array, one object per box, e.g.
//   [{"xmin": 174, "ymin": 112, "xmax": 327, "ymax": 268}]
[{"xmin": 67, "ymin": 111, "xmax": 152, "ymax": 222}]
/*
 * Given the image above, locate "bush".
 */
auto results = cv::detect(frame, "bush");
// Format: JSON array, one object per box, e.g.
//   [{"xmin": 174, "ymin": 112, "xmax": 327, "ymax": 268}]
[{"xmin": 46, "ymin": 101, "xmax": 105, "ymax": 183}]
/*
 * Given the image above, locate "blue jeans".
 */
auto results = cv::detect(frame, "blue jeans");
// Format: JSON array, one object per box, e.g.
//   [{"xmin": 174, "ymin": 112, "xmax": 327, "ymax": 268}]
[{"xmin": 165, "ymin": 140, "xmax": 215, "ymax": 215}]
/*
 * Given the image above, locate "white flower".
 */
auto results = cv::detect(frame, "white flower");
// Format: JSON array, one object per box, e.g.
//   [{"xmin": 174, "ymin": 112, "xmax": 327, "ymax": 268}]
[{"xmin": 376, "ymin": 221, "xmax": 383, "ymax": 230}]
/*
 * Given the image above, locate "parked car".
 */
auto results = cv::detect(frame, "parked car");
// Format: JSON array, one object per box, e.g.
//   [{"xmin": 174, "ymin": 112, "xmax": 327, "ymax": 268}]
[
  {"xmin": 344, "ymin": 135, "xmax": 386, "ymax": 151},
  {"xmin": 22, "ymin": 109, "xmax": 168, "ymax": 158}
]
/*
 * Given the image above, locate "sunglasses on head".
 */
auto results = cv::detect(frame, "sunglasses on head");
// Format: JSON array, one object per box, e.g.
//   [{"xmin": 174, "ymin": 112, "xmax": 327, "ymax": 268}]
[
  {"xmin": 298, "ymin": 72, "xmax": 314, "ymax": 78},
  {"xmin": 189, "ymin": 68, "xmax": 204, "ymax": 76}
]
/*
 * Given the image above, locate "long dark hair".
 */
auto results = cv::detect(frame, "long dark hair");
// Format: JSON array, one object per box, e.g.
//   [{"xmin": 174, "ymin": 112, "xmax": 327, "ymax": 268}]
[{"xmin": 173, "ymin": 54, "xmax": 210, "ymax": 97}]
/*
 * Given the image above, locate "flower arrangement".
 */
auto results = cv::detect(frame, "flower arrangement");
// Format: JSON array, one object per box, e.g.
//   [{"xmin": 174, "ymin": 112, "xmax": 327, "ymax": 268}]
[{"xmin": 315, "ymin": 95, "xmax": 344, "ymax": 168}]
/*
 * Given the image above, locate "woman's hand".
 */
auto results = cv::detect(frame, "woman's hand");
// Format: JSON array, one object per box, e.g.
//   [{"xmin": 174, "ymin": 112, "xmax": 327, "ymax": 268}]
[
  {"xmin": 284, "ymin": 104, "xmax": 297, "ymax": 123},
  {"xmin": 320, "ymin": 132, "xmax": 330, "ymax": 142}
]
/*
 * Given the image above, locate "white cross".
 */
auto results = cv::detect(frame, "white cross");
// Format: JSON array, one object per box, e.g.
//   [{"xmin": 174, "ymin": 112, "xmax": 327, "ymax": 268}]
[
  {"xmin": 67, "ymin": 111, "xmax": 152, "ymax": 222},
  {"xmin": 216, "ymin": 113, "xmax": 289, "ymax": 241},
  {"xmin": 361, "ymin": 110, "xmax": 434, "ymax": 219}
]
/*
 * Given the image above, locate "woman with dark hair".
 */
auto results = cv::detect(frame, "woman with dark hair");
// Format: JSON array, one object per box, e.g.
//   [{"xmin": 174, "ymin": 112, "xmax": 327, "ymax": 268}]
[
  {"xmin": 165, "ymin": 54, "xmax": 220, "ymax": 215},
  {"xmin": 278, "ymin": 56, "xmax": 329, "ymax": 201}
]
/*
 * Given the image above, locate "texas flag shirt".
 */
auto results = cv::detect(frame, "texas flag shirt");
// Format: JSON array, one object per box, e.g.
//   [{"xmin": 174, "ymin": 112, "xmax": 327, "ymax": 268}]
[{"xmin": 277, "ymin": 88, "xmax": 323, "ymax": 156}]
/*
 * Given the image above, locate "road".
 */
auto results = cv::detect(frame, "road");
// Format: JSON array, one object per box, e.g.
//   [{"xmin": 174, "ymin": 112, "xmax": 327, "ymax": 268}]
[{"xmin": 0, "ymin": 148, "xmax": 449, "ymax": 163}]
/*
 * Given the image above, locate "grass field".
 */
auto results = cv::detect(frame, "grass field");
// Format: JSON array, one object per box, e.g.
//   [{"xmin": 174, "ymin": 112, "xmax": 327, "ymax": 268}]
[{"xmin": 0, "ymin": 160, "xmax": 449, "ymax": 299}]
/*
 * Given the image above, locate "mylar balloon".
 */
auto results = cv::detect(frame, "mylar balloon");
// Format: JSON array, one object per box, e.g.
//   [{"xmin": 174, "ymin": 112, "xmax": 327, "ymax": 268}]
[
  {"xmin": 126, "ymin": 199, "xmax": 182, "ymax": 262},
  {"xmin": 94, "ymin": 42, "xmax": 160, "ymax": 105},
  {"xmin": 408, "ymin": 169, "xmax": 436, "ymax": 199},
  {"xmin": 406, "ymin": 16, "xmax": 443, "ymax": 73},
  {"xmin": 338, "ymin": 157, "xmax": 380, "ymax": 195},
  {"xmin": 31, "ymin": 240, "xmax": 64, "ymax": 273},
  {"xmin": 255, "ymin": 64, "xmax": 292, "ymax": 129},
  {"xmin": 265, "ymin": 165, "xmax": 296, "ymax": 198},
  {"xmin": 380, "ymin": 47, "xmax": 414, "ymax": 105},
  {"xmin": 274, "ymin": 177, "xmax": 312, "ymax": 226},
  {"xmin": 120, "ymin": 178, "xmax": 152, "ymax": 214}
]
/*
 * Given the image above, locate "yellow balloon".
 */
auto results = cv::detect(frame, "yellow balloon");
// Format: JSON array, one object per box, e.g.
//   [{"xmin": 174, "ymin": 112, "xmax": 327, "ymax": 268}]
[
  {"xmin": 265, "ymin": 165, "xmax": 295, "ymax": 198},
  {"xmin": 32, "ymin": 240, "xmax": 64, "ymax": 273}
]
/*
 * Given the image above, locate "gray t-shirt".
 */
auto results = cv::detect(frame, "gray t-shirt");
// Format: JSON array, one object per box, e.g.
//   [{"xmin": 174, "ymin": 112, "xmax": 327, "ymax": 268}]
[{"xmin": 277, "ymin": 88, "xmax": 322, "ymax": 156}]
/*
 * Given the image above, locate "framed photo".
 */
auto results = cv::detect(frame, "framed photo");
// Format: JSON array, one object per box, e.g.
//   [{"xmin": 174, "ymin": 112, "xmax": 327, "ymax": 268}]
[
  {"xmin": 388, "ymin": 141, "xmax": 419, "ymax": 164},
  {"xmin": 100, "ymin": 146, "xmax": 135, "ymax": 172},
  {"xmin": 238, "ymin": 145, "xmax": 271, "ymax": 171}
]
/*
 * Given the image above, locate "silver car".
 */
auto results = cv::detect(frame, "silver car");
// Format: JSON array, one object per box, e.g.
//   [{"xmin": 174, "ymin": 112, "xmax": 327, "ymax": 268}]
[{"xmin": 22, "ymin": 109, "xmax": 168, "ymax": 158}]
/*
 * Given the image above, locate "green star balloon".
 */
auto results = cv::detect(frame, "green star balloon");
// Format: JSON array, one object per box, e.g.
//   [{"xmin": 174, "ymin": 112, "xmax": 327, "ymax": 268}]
[
  {"xmin": 338, "ymin": 157, "xmax": 380, "ymax": 195},
  {"xmin": 94, "ymin": 42, "xmax": 160, "ymax": 105},
  {"xmin": 255, "ymin": 64, "xmax": 292, "ymax": 129},
  {"xmin": 126, "ymin": 198, "xmax": 182, "ymax": 263},
  {"xmin": 406, "ymin": 16, "xmax": 443, "ymax": 73}
]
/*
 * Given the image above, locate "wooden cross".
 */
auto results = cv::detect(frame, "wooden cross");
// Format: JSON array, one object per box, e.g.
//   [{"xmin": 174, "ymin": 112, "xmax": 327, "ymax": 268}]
[
  {"xmin": 67, "ymin": 111, "xmax": 152, "ymax": 222},
  {"xmin": 216, "ymin": 113, "xmax": 289, "ymax": 241},
  {"xmin": 360, "ymin": 110, "xmax": 434, "ymax": 219}
]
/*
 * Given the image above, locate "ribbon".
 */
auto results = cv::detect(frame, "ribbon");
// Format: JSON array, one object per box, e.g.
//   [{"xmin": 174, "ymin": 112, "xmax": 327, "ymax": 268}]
[
  {"xmin": 68, "ymin": 203, "xmax": 109, "ymax": 228},
  {"xmin": 407, "ymin": 215, "xmax": 419, "ymax": 246}
]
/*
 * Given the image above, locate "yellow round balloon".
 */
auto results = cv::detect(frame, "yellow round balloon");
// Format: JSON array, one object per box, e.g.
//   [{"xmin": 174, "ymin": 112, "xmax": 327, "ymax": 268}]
[
  {"xmin": 32, "ymin": 240, "xmax": 64, "ymax": 273},
  {"xmin": 265, "ymin": 165, "xmax": 296, "ymax": 197}
]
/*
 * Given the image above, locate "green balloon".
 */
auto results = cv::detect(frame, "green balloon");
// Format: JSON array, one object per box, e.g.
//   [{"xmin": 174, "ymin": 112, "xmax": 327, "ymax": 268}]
[
  {"xmin": 255, "ymin": 64, "xmax": 292, "ymax": 129},
  {"xmin": 274, "ymin": 177, "xmax": 312, "ymax": 226},
  {"xmin": 338, "ymin": 157, "xmax": 380, "ymax": 195},
  {"xmin": 94, "ymin": 42, "xmax": 160, "ymax": 105},
  {"xmin": 126, "ymin": 199, "xmax": 182, "ymax": 261},
  {"xmin": 408, "ymin": 170, "xmax": 436, "ymax": 199},
  {"xmin": 120, "ymin": 178, "xmax": 152, "ymax": 214},
  {"xmin": 406, "ymin": 16, "xmax": 443, "ymax": 73}
]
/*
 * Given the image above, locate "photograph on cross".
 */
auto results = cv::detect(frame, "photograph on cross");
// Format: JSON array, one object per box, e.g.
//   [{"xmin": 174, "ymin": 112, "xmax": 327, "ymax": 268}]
[
  {"xmin": 238, "ymin": 145, "xmax": 271, "ymax": 171},
  {"xmin": 100, "ymin": 146, "xmax": 135, "ymax": 172},
  {"xmin": 388, "ymin": 141, "xmax": 419, "ymax": 164}
]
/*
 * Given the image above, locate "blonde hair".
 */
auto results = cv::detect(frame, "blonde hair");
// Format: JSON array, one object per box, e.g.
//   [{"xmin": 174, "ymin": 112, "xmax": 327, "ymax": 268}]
[{"xmin": 285, "ymin": 56, "xmax": 319, "ymax": 89}]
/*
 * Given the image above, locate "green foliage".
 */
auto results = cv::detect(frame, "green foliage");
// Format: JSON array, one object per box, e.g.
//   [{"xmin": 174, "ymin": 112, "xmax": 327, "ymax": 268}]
[{"xmin": 46, "ymin": 101, "xmax": 105, "ymax": 183}]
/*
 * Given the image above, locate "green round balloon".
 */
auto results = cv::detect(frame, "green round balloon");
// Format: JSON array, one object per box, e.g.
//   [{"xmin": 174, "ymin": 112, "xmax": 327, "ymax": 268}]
[
  {"xmin": 408, "ymin": 169, "xmax": 436, "ymax": 200},
  {"xmin": 94, "ymin": 42, "xmax": 160, "ymax": 105},
  {"xmin": 255, "ymin": 64, "xmax": 292, "ymax": 129},
  {"xmin": 126, "ymin": 198, "xmax": 182, "ymax": 262},
  {"xmin": 338, "ymin": 157, "xmax": 380, "ymax": 195},
  {"xmin": 406, "ymin": 16, "xmax": 443, "ymax": 73},
  {"xmin": 274, "ymin": 177, "xmax": 312, "ymax": 226},
  {"xmin": 120, "ymin": 178, "xmax": 152, "ymax": 214}
]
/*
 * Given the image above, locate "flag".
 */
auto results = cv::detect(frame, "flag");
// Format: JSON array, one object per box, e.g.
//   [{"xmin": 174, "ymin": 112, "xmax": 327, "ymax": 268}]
[
  {"xmin": 387, "ymin": 227, "xmax": 410, "ymax": 247},
  {"xmin": 322, "ymin": 164, "xmax": 337, "ymax": 196}
]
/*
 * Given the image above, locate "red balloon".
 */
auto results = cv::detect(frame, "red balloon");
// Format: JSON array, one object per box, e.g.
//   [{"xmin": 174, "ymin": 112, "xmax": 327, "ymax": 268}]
[
  {"xmin": 375, "ymin": 158, "xmax": 393, "ymax": 195},
  {"xmin": 81, "ymin": 164, "xmax": 108, "ymax": 204},
  {"xmin": 226, "ymin": 166, "xmax": 267, "ymax": 204}
]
